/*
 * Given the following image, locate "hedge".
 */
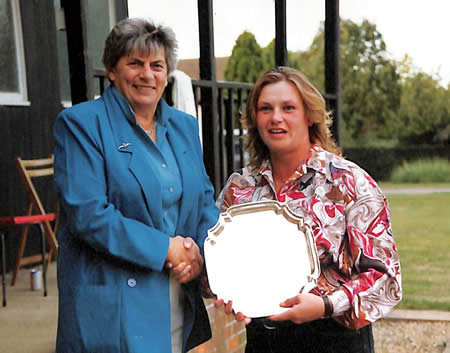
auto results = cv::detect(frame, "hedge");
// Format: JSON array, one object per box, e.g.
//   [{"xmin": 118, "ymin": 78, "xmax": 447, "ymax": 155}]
[{"xmin": 342, "ymin": 145, "xmax": 450, "ymax": 182}]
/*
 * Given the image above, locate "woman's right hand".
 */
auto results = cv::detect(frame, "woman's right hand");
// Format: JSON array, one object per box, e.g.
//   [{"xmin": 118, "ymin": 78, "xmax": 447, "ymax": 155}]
[
  {"xmin": 166, "ymin": 236, "xmax": 204, "ymax": 283},
  {"xmin": 166, "ymin": 236, "xmax": 187, "ymax": 266},
  {"xmin": 214, "ymin": 299, "xmax": 252, "ymax": 325}
]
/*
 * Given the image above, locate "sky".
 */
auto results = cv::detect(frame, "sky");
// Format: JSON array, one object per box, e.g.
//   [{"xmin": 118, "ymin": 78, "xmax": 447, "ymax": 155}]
[{"xmin": 128, "ymin": 0, "xmax": 450, "ymax": 86}]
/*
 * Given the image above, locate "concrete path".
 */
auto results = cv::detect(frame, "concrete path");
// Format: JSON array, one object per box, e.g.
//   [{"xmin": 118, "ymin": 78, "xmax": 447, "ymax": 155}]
[
  {"xmin": 382, "ymin": 187, "xmax": 450, "ymax": 194},
  {"xmin": 387, "ymin": 309, "xmax": 450, "ymax": 321}
]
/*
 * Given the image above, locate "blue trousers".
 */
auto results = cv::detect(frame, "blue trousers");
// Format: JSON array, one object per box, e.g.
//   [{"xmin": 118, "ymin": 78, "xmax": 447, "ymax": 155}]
[{"xmin": 245, "ymin": 318, "xmax": 374, "ymax": 353}]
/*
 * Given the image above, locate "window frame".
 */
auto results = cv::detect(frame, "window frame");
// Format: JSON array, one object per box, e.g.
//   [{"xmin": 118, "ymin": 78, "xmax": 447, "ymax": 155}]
[{"xmin": 0, "ymin": 0, "xmax": 29, "ymax": 106}]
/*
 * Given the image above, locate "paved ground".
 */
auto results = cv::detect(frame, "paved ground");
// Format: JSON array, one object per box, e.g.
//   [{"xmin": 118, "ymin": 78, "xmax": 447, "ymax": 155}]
[
  {"xmin": 373, "ymin": 319, "xmax": 449, "ymax": 353},
  {"xmin": 387, "ymin": 309, "xmax": 450, "ymax": 321},
  {"xmin": 382, "ymin": 187, "xmax": 450, "ymax": 194}
]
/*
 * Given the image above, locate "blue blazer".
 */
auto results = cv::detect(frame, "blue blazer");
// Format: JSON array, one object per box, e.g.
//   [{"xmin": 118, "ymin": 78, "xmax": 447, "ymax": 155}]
[{"xmin": 54, "ymin": 86, "xmax": 219, "ymax": 353}]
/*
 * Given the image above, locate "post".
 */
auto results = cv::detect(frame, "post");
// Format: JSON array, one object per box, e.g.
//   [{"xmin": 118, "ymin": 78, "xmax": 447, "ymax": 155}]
[
  {"xmin": 198, "ymin": 0, "xmax": 221, "ymax": 193},
  {"xmin": 61, "ymin": 0, "xmax": 93, "ymax": 104},
  {"xmin": 325, "ymin": 0, "xmax": 342, "ymax": 147},
  {"xmin": 275, "ymin": 0, "xmax": 288, "ymax": 67}
]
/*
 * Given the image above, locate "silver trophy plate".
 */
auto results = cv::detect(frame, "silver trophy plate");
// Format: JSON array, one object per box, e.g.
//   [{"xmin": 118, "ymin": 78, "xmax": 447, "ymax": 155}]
[{"xmin": 204, "ymin": 201, "xmax": 320, "ymax": 318}]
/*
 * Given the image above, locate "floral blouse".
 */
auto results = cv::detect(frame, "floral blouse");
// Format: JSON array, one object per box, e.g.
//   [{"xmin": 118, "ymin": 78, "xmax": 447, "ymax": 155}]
[{"xmin": 216, "ymin": 145, "xmax": 402, "ymax": 329}]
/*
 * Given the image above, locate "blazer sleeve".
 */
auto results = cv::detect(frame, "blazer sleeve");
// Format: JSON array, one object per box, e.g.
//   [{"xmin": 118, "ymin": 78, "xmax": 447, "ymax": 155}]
[{"xmin": 54, "ymin": 107, "xmax": 169, "ymax": 272}]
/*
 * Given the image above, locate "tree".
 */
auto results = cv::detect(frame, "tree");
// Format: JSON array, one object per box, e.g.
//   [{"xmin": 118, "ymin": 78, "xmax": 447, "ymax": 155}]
[
  {"xmin": 225, "ymin": 20, "xmax": 449, "ymax": 146},
  {"xmin": 261, "ymin": 39, "xmax": 275, "ymax": 73},
  {"xmin": 289, "ymin": 20, "xmax": 402, "ymax": 145},
  {"xmin": 224, "ymin": 31, "xmax": 264, "ymax": 83},
  {"xmin": 290, "ymin": 27, "xmax": 325, "ymax": 91},
  {"xmin": 395, "ymin": 71, "xmax": 450, "ymax": 144},
  {"xmin": 342, "ymin": 20, "xmax": 402, "ymax": 144}
]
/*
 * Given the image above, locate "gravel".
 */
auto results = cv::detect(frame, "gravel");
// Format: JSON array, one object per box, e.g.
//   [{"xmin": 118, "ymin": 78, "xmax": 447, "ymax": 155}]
[{"xmin": 373, "ymin": 319, "xmax": 449, "ymax": 353}]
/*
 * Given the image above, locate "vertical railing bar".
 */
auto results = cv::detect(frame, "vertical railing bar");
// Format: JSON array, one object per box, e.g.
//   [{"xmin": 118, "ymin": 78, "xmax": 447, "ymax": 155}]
[
  {"xmin": 193, "ymin": 85, "xmax": 199, "ymax": 117},
  {"xmin": 225, "ymin": 87, "xmax": 235, "ymax": 174},
  {"xmin": 218, "ymin": 87, "xmax": 226, "ymax": 185},
  {"xmin": 197, "ymin": 0, "xmax": 220, "ymax": 193},
  {"xmin": 237, "ymin": 88, "xmax": 244, "ymax": 169},
  {"xmin": 99, "ymin": 76, "xmax": 105, "ymax": 95}
]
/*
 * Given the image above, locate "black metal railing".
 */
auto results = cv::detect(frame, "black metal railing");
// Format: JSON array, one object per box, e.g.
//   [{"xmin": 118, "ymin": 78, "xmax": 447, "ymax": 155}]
[{"xmin": 191, "ymin": 80, "xmax": 253, "ymax": 185}]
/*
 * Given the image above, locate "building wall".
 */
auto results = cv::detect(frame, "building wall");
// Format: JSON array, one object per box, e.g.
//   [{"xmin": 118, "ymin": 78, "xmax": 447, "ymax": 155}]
[
  {"xmin": 0, "ymin": 0, "xmax": 128, "ymax": 272},
  {"xmin": 177, "ymin": 57, "xmax": 229, "ymax": 81},
  {"xmin": 0, "ymin": 0, "xmax": 62, "ymax": 271},
  {"xmin": 191, "ymin": 299, "xmax": 246, "ymax": 353}
]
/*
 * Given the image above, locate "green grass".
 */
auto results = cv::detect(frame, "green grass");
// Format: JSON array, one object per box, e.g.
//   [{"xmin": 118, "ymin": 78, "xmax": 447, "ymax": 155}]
[{"xmin": 388, "ymin": 192, "xmax": 450, "ymax": 311}]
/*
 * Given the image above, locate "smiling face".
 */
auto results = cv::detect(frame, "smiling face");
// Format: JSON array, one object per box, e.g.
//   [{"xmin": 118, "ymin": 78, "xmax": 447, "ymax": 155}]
[
  {"xmin": 255, "ymin": 80, "xmax": 312, "ymax": 161},
  {"xmin": 107, "ymin": 48, "xmax": 168, "ymax": 114}
]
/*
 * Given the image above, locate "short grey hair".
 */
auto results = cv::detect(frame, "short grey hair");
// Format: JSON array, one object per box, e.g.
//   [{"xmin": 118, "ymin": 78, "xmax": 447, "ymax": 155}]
[{"xmin": 103, "ymin": 18, "xmax": 178, "ymax": 74}]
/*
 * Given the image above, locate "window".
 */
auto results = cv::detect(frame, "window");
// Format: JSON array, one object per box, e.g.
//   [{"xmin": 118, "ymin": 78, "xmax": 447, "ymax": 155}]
[
  {"xmin": 0, "ymin": 0, "xmax": 29, "ymax": 106},
  {"xmin": 88, "ymin": 0, "xmax": 117, "ymax": 97},
  {"xmin": 54, "ymin": 2, "xmax": 72, "ymax": 106}
]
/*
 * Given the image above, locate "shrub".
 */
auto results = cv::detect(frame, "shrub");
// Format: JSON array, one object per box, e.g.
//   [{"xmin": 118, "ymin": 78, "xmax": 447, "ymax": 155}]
[
  {"xmin": 343, "ymin": 145, "xmax": 449, "ymax": 181},
  {"xmin": 390, "ymin": 158, "xmax": 450, "ymax": 183}
]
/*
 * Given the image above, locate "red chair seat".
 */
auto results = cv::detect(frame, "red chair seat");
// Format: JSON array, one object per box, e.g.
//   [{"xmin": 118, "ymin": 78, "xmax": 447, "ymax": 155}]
[
  {"xmin": 0, "ymin": 214, "xmax": 55, "ymax": 227},
  {"xmin": 0, "ymin": 213, "xmax": 55, "ymax": 307}
]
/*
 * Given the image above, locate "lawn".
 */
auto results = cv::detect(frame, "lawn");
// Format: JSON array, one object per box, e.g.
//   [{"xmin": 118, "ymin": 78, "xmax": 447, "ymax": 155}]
[{"xmin": 385, "ymin": 190, "xmax": 450, "ymax": 311}]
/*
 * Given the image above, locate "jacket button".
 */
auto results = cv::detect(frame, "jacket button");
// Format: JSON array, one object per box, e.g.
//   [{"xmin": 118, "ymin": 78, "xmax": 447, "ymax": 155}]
[{"xmin": 127, "ymin": 278, "xmax": 137, "ymax": 288}]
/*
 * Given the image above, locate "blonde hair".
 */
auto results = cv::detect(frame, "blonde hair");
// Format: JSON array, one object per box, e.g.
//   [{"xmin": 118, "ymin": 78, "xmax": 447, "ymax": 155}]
[{"xmin": 243, "ymin": 67, "xmax": 340, "ymax": 167}]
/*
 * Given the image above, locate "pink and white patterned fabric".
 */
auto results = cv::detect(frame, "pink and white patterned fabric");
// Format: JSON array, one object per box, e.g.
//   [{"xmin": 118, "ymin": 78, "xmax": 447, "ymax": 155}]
[{"xmin": 216, "ymin": 145, "xmax": 402, "ymax": 329}]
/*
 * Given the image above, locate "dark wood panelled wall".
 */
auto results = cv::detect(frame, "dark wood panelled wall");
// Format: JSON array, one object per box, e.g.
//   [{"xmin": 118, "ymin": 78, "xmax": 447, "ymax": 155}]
[
  {"xmin": 0, "ymin": 0, "xmax": 129, "ymax": 271},
  {"xmin": 0, "ymin": 1, "xmax": 61, "ymax": 271}
]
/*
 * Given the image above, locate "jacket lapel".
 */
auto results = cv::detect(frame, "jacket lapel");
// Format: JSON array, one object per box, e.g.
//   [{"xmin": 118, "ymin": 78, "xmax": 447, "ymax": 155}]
[{"xmin": 103, "ymin": 87, "xmax": 163, "ymax": 224}]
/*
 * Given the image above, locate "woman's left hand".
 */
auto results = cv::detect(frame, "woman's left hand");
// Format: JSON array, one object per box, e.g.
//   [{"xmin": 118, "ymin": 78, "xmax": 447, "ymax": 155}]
[{"xmin": 268, "ymin": 293, "xmax": 325, "ymax": 324}]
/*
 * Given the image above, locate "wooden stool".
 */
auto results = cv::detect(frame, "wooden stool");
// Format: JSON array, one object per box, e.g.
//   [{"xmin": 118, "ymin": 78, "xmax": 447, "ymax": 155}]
[{"xmin": 0, "ymin": 213, "xmax": 55, "ymax": 307}]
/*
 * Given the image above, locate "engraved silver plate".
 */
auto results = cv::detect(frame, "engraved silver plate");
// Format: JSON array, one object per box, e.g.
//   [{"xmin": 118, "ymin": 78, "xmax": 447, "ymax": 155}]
[{"xmin": 204, "ymin": 201, "xmax": 320, "ymax": 318}]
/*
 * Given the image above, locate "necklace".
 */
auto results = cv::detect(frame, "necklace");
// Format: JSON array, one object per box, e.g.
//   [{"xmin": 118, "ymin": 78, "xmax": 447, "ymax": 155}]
[{"xmin": 143, "ymin": 120, "xmax": 157, "ymax": 135}]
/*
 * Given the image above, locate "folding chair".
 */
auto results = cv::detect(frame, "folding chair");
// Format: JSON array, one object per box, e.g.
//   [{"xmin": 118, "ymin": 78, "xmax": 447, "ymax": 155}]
[{"xmin": 11, "ymin": 156, "xmax": 59, "ymax": 286}]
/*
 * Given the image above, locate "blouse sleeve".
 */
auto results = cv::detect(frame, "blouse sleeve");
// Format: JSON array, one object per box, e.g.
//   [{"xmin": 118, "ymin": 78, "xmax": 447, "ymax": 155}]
[
  {"xmin": 330, "ymin": 166, "xmax": 402, "ymax": 329},
  {"xmin": 216, "ymin": 169, "xmax": 257, "ymax": 212}
]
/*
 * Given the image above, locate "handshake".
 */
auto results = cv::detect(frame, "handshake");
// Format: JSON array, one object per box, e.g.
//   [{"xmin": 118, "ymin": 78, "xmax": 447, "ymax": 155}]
[{"xmin": 165, "ymin": 235, "xmax": 204, "ymax": 283}]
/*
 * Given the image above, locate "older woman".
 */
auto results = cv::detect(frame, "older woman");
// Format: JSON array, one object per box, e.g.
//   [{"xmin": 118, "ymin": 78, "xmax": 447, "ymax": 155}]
[
  {"xmin": 215, "ymin": 67, "xmax": 401, "ymax": 353},
  {"xmin": 54, "ymin": 18, "xmax": 219, "ymax": 353}
]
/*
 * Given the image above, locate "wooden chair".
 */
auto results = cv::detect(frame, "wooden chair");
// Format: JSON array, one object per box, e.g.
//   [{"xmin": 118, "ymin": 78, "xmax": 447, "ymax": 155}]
[{"xmin": 11, "ymin": 156, "xmax": 59, "ymax": 286}]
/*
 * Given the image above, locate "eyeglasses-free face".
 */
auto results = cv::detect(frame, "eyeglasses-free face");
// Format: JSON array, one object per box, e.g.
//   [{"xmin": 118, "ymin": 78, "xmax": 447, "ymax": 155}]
[
  {"xmin": 107, "ymin": 48, "xmax": 168, "ymax": 115},
  {"xmin": 256, "ymin": 80, "xmax": 312, "ymax": 162}
]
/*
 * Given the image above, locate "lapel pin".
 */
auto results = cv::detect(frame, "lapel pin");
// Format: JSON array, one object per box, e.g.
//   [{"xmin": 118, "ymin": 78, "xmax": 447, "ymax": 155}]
[{"xmin": 118, "ymin": 143, "xmax": 131, "ymax": 149}]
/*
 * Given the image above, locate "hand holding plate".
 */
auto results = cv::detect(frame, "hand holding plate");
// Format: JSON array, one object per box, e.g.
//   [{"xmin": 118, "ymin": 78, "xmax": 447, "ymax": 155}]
[
  {"xmin": 214, "ymin": 299, "xmax": 252, "ymax": 325},
  {"xmin": 268, "ymin": 293, "xmax": 325, "ymax": 324}
]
